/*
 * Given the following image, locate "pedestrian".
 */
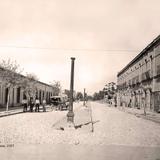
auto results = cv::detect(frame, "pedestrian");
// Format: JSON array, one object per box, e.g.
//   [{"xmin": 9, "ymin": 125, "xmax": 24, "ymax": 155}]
[
  {"xmin": 35, "ymin": 98, "xmax": 40, "ymax": 112},
  {"xmin": 29, "ymin": 97, "xmax": 34, "ymax": 112},
  {"xmin": 114, "ymin": 96, "xmax": 117, "ymax": 107},
  {"xmin": 22, "ymin": 98, "xmax": 28, "ymax": 112},
  {"xmin": 128, "ymin": 99, "xmax": 132, "ymax": 108},
  {"xmin": 42, "ymin": 99, "xmax": 46, "ymax": 112}
]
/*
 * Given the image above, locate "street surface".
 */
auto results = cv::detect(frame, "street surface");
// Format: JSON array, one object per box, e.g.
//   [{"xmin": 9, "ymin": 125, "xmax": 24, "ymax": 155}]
[{"xmin": 0, "ymin": 101, "xmax": 160, "ymax": 160}]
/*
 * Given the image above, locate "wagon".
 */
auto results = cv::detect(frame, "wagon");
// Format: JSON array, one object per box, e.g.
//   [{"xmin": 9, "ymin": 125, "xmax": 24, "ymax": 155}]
[{"xmin": 50, "ymin": 96, "xmax": 69, "ymax": 111}]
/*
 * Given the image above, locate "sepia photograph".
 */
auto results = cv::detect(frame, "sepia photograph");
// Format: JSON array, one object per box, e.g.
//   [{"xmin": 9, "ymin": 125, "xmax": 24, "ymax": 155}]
[{"xmin": 0, "ymin": 0, "xmax": 160, "ymax": 159}]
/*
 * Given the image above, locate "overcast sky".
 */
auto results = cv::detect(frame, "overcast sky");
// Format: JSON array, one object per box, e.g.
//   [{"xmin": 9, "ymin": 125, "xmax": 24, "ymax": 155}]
[{"xmin": 0, "ymin": 0, "xmax": 159, "ymax": 94}]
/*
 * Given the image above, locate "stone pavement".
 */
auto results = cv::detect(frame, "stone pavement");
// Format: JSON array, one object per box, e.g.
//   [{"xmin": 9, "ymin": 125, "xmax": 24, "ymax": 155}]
[{"xmin": 116, "ymin": 105, "xmax": 160, "ymax": 124}]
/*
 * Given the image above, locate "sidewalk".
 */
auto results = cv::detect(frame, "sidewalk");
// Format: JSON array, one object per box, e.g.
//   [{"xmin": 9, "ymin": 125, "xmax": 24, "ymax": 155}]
[
  {"xmin": 0, "ymin": 106, "xmax": 23, "ymax": 118},
  {"xmin": 0, "ymin": 105, "xmax": 52, "ymax": 118},
  {"xmin": 117, "ymin": 105, "xmax": 160, "ymax": 124}
]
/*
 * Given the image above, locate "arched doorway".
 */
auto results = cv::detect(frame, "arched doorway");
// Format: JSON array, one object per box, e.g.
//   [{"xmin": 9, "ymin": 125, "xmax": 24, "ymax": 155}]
[
  {"xmin": 17, "ymin": 87, "xmax": 21, "ymax": 104},
  {"xmin": 131, "ymin": 91, "xmax": 136, "ymax": 108},
  {"xmin": 5, "ymin": 88, "xmax": 9, "ymax": 104},
  {"xmin": 146, "ymin": 89, "xmax": 151, "ymax": 111}
]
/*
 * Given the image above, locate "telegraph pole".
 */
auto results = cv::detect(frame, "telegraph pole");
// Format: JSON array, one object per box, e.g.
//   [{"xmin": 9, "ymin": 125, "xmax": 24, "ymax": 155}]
[
  {"xmin": 67, "ymin": 57, "xmax": 75, "ymax": 123},
  {"xmin": 83, "ymin": 88, "xmax": 86, "ymax": 106}
]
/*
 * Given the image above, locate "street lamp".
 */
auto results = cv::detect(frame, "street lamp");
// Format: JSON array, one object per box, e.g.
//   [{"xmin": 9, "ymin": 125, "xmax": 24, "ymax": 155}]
[{"xmin": 67, "ymin": 57, "xmax": 75, "ymax": 123}]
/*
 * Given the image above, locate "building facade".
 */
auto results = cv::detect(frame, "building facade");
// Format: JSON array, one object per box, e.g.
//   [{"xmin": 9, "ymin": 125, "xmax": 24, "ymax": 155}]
[
  {"xmin": 117, "ymin": 35, "xmax": 160, "ymax": 112},
  {"xmin": 0, "ymin": 71, "xmax": 54, "ymax": 107}
]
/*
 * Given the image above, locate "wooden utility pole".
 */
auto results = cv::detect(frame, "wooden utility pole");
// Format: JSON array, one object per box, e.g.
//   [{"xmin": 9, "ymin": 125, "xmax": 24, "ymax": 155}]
[{"xmin": 83, "ymin": 88, "xmax": 86, "ymax": 106}]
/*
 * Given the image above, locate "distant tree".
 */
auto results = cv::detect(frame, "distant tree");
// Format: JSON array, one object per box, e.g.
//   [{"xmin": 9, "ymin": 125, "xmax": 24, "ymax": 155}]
[
  {"xmin": 26, "ymin": 73, "xmax": 39, "ymax": 81},
  {"xmin": 93, "ymin": 92, "xmax": 99, "ymax": 101},
  {"xmin": 87, "ymin": 95, "xmax": 93, "ymax": 100},
  {"xmin": 76, "ymin": 92, "xmax": 83, "ymax": 100},
  {"xmin": 64, "ymin": 89, "xmax": 70, "ymax": 98},
  {"xmin": 0, "ymin": 59, "xmax": 23, "ymax": 111},
  {"xmin": 98, "ymin": 90, "xmax": 105, "ymax": 99},
  {"xmin": 64, "ymin": 89, "xmax": 76, "ymax": 101},
  {"xmin": 92, "ymin": 90, "xmax": 105, "ymax": 101},
  {"xmin": 50, "ymin": 81, "xmax": 61, "ymax": 96},
  {"xmin": 104, "ymin": 82, "xmax": 117, "ymax": 98}
]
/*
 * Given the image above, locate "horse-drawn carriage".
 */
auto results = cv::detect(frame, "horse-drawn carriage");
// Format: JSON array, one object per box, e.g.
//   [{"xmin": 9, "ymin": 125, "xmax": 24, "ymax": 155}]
[{"xmin": 50, "ymin": 95, "xmax": 69, "ymax": 111}]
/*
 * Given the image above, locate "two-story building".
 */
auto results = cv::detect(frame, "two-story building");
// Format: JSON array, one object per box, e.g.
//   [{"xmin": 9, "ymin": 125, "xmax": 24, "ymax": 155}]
[{"xmin": 117, "ymin": 35, "xmax": 160, "ymax": 112}]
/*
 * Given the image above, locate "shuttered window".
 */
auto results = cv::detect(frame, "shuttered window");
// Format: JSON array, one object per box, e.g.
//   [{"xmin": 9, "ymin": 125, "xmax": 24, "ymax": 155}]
[
  {"xmin": 0, "ymin": 85, "xmax": 1, "ymax": 103},
  {"xmin": 157, "ymin": 65, "xmax": 160, "ymax": 76}
]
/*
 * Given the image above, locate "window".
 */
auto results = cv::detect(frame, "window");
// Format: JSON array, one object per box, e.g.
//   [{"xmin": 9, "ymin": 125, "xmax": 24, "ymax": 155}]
[
  {"xmin": 141, "ymin": 70, "xmax": 151, "ymax": 81},
  {"xmin": 39, "ymin": 90, "xmax": 41, "ymax": 100},
  {"xmin": 17, "ymin": 87, "xmax": 21, "ymax": 103},
  {"xmin": 145, "ymin": 70, "xmax": 151, "ymax": 79},
  {"xmin": 13, "ymin": 88, "xmax": 15, "ymax": 103},
  {"xmin": 43, "ymin": 91, "xmax": 45, "ymax": 98},
  {"xmin": 36, "ymin": 91, "xmax": 38, "ymax": 99},
  {"xmin": 157, "ymin": 65, "xmax": 160, "ymax": 76},
  {"xmin": 23, "ymin": 90, "xmax": 27, "ymax": 99},
  {"xmin": 0, "ymin": 85, "xmax": 1, "ymax": 102},
  {"xmin": 141, "ymin": 73, "xmax": 146, "ymax": 81},
  {"xmin": 5, "ymin": 88, "xmax": 9, "ymax": 104}
]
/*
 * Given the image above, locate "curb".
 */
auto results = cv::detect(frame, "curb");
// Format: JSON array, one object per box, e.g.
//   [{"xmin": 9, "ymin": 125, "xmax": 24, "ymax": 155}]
[
  {"xmin": 117, "ymin": 107, "xmax": 160, "ymax": 124},
  {"xmin": 0, "ymin": 105, "xmax": 52, "ymax": 118},
  {"xmin": 0, "ymin": 110, "xmax": 24, "ymax": 118}
]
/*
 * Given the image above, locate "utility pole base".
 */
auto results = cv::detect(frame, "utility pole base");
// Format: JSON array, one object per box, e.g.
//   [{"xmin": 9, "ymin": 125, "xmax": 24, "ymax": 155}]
[{"xmin": 67, "ymin": 111, "xmax": 74, "ymax": 123}]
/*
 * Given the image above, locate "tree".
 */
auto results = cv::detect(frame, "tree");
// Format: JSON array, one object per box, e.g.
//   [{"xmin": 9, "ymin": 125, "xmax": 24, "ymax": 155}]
[
  {"xmin": 64, "ymin": 89, "xmax": 70, "ymax": 98},
  {"xmin": 93, "ymin": 92, "xmax": 99, "ymax": 101},
  {"xmin": 104, "ymin": 82, "xmax": 117, "ymax": 98},
  {"xmin": 20, "ymin": 73, "xmax": 39, "ymax": 100},
  {"xmin": 76, "ymin": 92, "xmax": 83, "ymax": 101},
  {"xmin": 50, "ymin": 81, "xmax": 61, "ymax": 96},
  {"xmin": 0, "ymin": 59, "xmax": 23, "ymax": 111},
  {"xmin": 98, "ymin": 90, "xmax": 105, "ymax": 99},
  {"xmin": 64, "ymin": 89, "xmax": 76, "ymax": 101},
  {"xmin": 87, "ymin": 95, "xmax": 93, "ymax": 100}
]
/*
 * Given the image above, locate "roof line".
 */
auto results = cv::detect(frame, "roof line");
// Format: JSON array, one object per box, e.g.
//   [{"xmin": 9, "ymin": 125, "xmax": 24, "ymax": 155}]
[
  {"xmin": 117, "ymin": 35, "xmax": 160, "ymax": 77},
  {"xmin": 0, "ymin": 66, "xmax": 52, "ymax": 88}
]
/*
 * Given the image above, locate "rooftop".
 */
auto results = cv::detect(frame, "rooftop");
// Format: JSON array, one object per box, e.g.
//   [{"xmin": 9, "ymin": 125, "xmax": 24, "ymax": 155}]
[{"xmin": 117, "ymin": 35, "xmax": 160, "ymax": 77}]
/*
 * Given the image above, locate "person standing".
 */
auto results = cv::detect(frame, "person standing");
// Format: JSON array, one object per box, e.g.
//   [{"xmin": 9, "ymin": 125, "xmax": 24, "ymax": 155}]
[
  {"xmin": 22, "ymin": 98, "xmax": 28, "ymax": 112},
  {"xmin": 42, "ymin": 99, "xmax": 46, "ymax": 112},
  {"xmin": 35, "ymin": 98, "xmax": 40, "ymax": 112},
  {"xmin": 29, "ymin": 97, "xmax": 34, "ymax": 112}
]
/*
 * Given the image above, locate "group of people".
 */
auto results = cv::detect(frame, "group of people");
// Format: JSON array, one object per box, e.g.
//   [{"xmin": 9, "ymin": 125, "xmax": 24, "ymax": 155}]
[{"xmin": 22, "ymin": 97, "xmax": 47, "ymax": 112}]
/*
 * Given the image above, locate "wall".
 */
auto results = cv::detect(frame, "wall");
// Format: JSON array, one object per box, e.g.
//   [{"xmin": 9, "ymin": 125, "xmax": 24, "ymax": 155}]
[
  {"xmin": 0, "ymin": 73, "xmax": 54, "ymax": 107},
  {"xmin": 117, "ymin": 39, "xmax": 160, "ymax": 112}
]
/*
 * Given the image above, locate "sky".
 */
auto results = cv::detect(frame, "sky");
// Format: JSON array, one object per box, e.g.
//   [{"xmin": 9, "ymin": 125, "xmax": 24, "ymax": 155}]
[{"xmin": 0, "ymin": 0, "xmax": 159, "ymax": 95}]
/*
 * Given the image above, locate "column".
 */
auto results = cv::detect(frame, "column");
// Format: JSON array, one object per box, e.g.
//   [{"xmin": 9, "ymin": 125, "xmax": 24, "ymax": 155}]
[{"xmin": 67, "ymin": 57, "xmax": 75, "ymax": 123}]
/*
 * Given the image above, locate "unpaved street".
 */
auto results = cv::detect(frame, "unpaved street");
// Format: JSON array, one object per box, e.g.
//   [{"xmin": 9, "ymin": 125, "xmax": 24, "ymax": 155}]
[
  {"xmin": 91, "ymin": 102, "xmax": 160, "ymax": 146},
  {"xmin": 0, "ymin": 101, "xmax": 160, "ymax": 160}
]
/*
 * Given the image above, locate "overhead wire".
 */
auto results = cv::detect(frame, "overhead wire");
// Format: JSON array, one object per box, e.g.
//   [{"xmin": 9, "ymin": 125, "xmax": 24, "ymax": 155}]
[{"xmin": 0, "ymin": 45, "xmax": 140, "ymax": 53}]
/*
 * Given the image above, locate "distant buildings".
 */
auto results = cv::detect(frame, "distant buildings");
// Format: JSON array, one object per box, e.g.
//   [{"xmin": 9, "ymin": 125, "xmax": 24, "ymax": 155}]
[{"xmin": 117, "ymin": 35, "xmax": 160, "ymax": 112}]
